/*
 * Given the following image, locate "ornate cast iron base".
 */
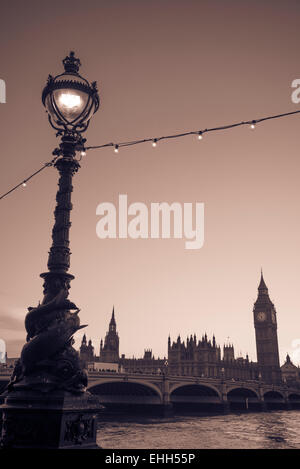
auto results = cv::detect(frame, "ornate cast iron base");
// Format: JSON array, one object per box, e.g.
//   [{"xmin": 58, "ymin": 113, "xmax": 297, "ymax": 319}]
[{"xmin": 0, "ymin": 389, "xmax": 100, "ymax": 449}]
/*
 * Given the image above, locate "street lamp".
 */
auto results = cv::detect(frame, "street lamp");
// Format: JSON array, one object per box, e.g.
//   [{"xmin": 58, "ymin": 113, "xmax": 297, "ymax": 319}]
[
  {"xmin": 42, "ymin": 51, "xmax": 99, "ymax": 134},
  {"xmin": 0, "ymin": 52, "xmax": 100, "ymax": 449}
]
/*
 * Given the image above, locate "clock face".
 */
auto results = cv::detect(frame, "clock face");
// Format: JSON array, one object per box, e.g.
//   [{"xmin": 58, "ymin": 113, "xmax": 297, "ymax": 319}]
[
  {"xmin": 256, "ymin": 311, "xmax": 266, "ymax": 322},
  {"xmin": 271, "ymin": 311, "xmax": 276, "ymax": 324}
]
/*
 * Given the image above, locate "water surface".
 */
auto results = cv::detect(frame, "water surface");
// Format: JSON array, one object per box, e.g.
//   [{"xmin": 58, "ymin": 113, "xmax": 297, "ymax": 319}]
[{"xmin": 97, "ymin": 411, "xmax": 300, "ymax": 449}]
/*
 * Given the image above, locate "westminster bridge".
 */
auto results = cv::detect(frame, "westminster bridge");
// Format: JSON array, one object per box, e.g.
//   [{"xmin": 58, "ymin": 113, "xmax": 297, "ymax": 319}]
[{"xmin": 1, "ymin": 370, "xmax": 300, "ymax": 413}]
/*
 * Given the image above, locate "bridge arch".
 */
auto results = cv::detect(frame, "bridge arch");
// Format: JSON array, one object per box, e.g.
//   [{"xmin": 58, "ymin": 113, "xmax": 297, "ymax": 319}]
[
  {"xmin": 170, "ymin": 383, "xmax": 222, "ymax": 400},
  {"xmin": 288, "ymin": 392, "xmax": 300, "ymax": 400},
  {"xmin": 169, "ymin": 384, "xmax": 222, "ymax": 411},
  {"xmin": 263, "ymin": 390, "xmax": 285, "ymax": 400},
  {"xmin": 288, "ymin": 392, "xmax": 300, "ymax": 409},
  {"xmin": 88, "ymin": 379, "xmax": 163, "ymax": 402},
  {"xmin": 263, "ymin": 390, "xmax": 285, "ymax": 410},
  {"xmin": 227, "ymin": 387, "xmax": 260, "ymax": 411},
  {"xmin": 226, "ymin": 386, "xmax": 259, "ymax": 399}
]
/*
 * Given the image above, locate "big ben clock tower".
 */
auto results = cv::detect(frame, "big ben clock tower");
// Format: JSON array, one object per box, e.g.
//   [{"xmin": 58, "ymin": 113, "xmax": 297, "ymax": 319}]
[{"xmin": 253, "ymin": 272, "xmax": 281, "ymax": 384}]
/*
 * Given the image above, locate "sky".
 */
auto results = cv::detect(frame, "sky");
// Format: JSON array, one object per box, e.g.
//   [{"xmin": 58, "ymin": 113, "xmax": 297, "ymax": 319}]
[{"xmin": 0, "ymin": 0, "xmax": 300, "ymax": 366}]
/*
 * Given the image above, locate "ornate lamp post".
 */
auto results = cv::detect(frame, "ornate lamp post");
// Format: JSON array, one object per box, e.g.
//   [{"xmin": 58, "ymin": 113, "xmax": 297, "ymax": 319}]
[{"xmin": 0, "ymin": 52, "xmax": 100, "ymax": 449}]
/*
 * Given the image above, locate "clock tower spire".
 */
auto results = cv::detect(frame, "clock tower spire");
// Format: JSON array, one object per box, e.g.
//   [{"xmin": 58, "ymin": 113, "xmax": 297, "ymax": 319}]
[
  {"xmin": 99, "ymin": 307, "xmax": 120, "ymax": 363},
  {"xmin": 253, "ymin": 271, "xmax": 281, "ymax": 384}
]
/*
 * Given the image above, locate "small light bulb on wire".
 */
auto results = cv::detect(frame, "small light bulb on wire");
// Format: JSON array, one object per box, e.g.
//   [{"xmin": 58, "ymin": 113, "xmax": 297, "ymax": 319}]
[
  {"xmin": 250, "ymin": 121, "xmax": 256, "ymax": 130},
  {"xmin": 197, "ymin": 132, "xmax": 203, "ymax": 140},
  {"xmin": 80, "ymin": 150, "xmax": 87, "ymax": 157},
  {"xmin": 152, "ymin": 139, "xmax": 157, "ymax": 147},
  {"xmin": 114, "ymin": 144, "xmax": 119, "ymax": 154},
  {"xmin": 22, "ymin": 182, "xmax": 27, "ymax": 187}
]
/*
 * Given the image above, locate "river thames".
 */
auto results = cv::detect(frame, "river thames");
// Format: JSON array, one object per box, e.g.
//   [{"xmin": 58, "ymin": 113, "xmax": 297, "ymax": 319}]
[{"xmin": 97, "ymin": 411, "xmax": 300, "ymax": 449}]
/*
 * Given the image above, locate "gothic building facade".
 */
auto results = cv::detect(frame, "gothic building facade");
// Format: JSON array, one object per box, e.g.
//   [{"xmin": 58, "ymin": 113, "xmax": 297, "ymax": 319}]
[
  {"xmin": 79, "ymin": 307, "xmax": 166, "ymax": 373},
  {"xmin": 168, "ymin": 272, "xmax": 282, "ymax": 382},
  {"xmin": 168, "ymin": 334, "xmax": 259, "ymax": 380},
  {"xmin": 79, "ymin": 273, "xmax": 283, "ymax": 384},
  {"xmin": 119, "ymin": 350, "xmax": 166, "ymax": 374},
  {"xmin": 281, "ymin": 354, "xmax": 300, "ymax": 386},
  {"xmin": 79, "ymin": 334, "xmax": 94, "ymax": 367}
]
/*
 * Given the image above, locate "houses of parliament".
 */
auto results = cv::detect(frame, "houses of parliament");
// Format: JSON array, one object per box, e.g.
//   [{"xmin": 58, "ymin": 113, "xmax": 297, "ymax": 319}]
[{"xmin": 79, "ymin": 273, "xmax": 300, "ymax": 385}]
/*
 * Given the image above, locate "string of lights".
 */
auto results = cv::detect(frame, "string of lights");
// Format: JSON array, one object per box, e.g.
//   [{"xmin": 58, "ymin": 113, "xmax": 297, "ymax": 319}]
[
  {"xmin": 1, "ymin": 108, "xmax": 300, "ymax": 201},
  {"xmin": 0, "ymin": 156, "xmax": 59, "ymax": 201},
  {"xmin": 85, "ymin": 108, "xmax": 300, "ymax": 153}
]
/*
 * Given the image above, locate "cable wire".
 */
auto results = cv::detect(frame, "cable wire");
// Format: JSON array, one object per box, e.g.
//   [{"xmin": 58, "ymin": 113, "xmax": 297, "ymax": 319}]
[
  {"xmin": 0, "ymin": 157, "xmax": 59, "ymax": 201},
  {"xmin": 86, "ymin": 109, "xmax": 300, "ymax": 150},
  {"xmin": 1, "ymin": 108, "xmax": 300, "ymax": 201}
]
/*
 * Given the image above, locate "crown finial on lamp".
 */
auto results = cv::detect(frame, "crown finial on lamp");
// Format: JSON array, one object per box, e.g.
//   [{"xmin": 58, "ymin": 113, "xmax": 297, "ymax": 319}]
[{"xmin": 62, "ymin": 51, "xmax": 81, "ymax": 74}]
